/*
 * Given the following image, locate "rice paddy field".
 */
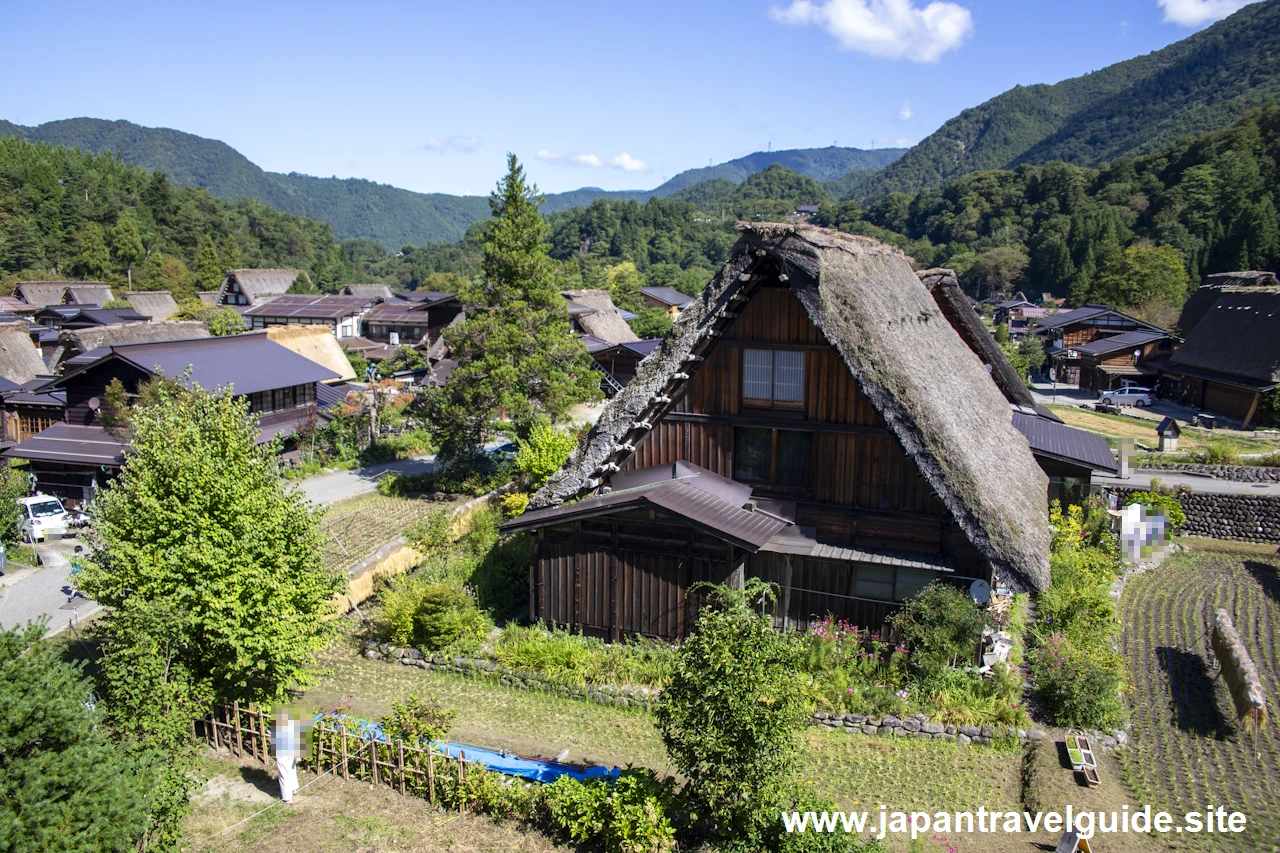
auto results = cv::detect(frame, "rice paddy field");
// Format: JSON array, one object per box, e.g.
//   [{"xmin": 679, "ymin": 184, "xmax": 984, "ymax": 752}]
[
  {"xmin": 317, "ymin": 494, "xmax": 463, "ymax": 573},
  {"xmin": 1119, "ymin": 541, "xmax": 1280, "ymax": 851}
]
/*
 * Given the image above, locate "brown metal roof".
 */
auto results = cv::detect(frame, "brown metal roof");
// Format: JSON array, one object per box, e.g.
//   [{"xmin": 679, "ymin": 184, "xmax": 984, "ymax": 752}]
[
  {"xmin": 364, "ymin": 302, "xmax": 433, "ymax": 323},
  {"xmin": 759, "ymin": 526, "xmax": 958, "ymax": 572},
  {"xmin": 3, "ymin": 423, "xmax": 130, "ymax": 467},
  {"xmin": 244, "ymin": 294, "xmax": 374, "ymax": 320},
  {"xmin": 1012, "ymin": 412, "xmax": 1118, "ymax": 474}
]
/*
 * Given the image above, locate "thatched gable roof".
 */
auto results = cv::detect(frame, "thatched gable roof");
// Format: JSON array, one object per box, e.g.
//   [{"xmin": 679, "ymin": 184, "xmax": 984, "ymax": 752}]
[
  {"xmin": 1178, "ymin": 270, "xmax": 1280, "ymax": 334},
  {"xmin": 341, "ymin": 283, "xmax": 395, "ymax": 301},
  {"xmin": 0, "ymin": 321, "xmax": 51, "ymax": 384},
  {"xmin": 14, "ymin": 281, "xmax": 109, "ymax": 309},
  {"xmin": 54, "ymin": 321, "xmax": 209, "ymax": 370},
  {"xmin": 534, "ymin": 224, "xmax": 1051, "ymax": 593},
  {"xmin": 265, "ymin": 325, "xmax": 358, "ymax": 383},
  {"xmin": 122, "ymin": 290, "xmax": 178, "ymax": 320},
  {"xmin": 63, "ymin": 283, "xmax": 114, "ymax": 305},
  {"xmin": 561, "ymin": 290, "xmax": 637, "ymax": 344},
  {"xmin": 198, "ymin": 291, "xmax": 220, "ymax": 306},
  {"xmin": 1167, "ymin": 287, "xmax": 1280, "ymax": 388},
  {"xmin": 220, "ymin": 269, "xmax": 299, "ymax": 304}
]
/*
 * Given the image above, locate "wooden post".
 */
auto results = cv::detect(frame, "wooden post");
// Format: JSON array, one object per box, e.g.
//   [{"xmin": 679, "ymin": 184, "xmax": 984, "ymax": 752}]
[
  {"xmin": 341, "ymin": 729, "xmax": 349, "ymax": 781},
  {"xmin": 260, "ymin": 709, "xmax": 270, "ymax": 767},
  {"xmin": 781, "ymin": 555, "xmax": 794, "ymax": 632},
  {"xmin": 371, "ymin": 741, "xmax": 380, "ymax": 786},
  {"xmin": 398, "ymin": 742, "xmax": 406, "ymax": 796},
  {"xmin": 233, "ymin": 701, "xmax": 243, "ymax": 758},
  {"xmin": 213, "ymin": 706, "xmax": 222, "ymax": 751},
  {"xmin": 427, "ymin": 750, "xmax": 435, "ymax": 803}
]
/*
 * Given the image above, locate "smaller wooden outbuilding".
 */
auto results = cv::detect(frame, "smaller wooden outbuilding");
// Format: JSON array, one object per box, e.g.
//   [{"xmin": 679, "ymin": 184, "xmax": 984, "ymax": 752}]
[{"xmin": 1156, "ymin": 417, "xmax": 1181, "ymax": 452}]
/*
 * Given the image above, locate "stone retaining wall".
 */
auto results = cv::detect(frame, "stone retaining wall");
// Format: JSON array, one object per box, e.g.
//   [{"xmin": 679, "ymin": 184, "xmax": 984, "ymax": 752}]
[
  {"xmin": 810, "ymin": 711, "xmax": 1049, "ymax": 746},
  {"xmin": 1136, "ymin": 463, "xmax": 1280, "ymax": 483},
  {"xmin": 1114, "ymin": 488, "xmax": 1280, "ymax": 543}
]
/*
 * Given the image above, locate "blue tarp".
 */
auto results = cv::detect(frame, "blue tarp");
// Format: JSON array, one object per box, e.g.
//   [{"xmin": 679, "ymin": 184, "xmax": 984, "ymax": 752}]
[{"xmin": 310, "ymin": 714, "xmax": 620, "ymax": 784}]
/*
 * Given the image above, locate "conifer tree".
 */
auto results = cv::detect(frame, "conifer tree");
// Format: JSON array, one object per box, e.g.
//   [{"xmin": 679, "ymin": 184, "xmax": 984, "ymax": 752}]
[
  {"xmin": 111, "ymin": 210, "xmax": 145, "ymax": 288},
  {"xmin": 194, "ymin": 234, "xmax": 223, "ymax": 290},
  {"xmin": 435, "ymin": 154, "xmax": 600, "ymax": 460},
  {"xmin": 75, "ymin": 222, "xmax": 111, "ymax": 280},
  {"xmin": 219, "ymin": 233, "xmax": 242, "ymax": 270},
  {"xmin": 286, "ymin": 270, "xmax": 318, "ymax": 294}
]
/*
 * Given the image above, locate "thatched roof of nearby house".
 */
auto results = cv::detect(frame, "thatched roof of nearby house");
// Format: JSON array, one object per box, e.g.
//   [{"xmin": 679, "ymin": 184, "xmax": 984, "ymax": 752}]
[
  {"xmin": 220, "ymin": 269, "xmax": 299, "ymax": 304},
  {"xmin": 53, "ymin": 321, "xmax": 210, "ymax": 370},
  {"xmin": 197, "ymin": 291, "xmax": 220, "ymax": 306},
  {"xmin": 265, "ymin": 325, "xmax": 358, "ymax": 383},
  {"xmin": 534, "ymin": 223, "xmax": 1051, "ymax": 593},
  {"xmin": 63, "ymin": 283, "xmax": 114, "ymax": 305},
  {"xmin": 122, "ymin": 290, "xmax": 178, "ymax": 321},
  {"xmin": 0, "ymin": 321, "xmax": 51, "ymax": 384},
  {"xmin": 341, "ymin": 283, "xmax": 395, "ymax": 301},
  {"xmin": 14, "ymin": 281, "xmax": 108, "ymax": 309},
  {"xmin": 1178, "ymin": 270, "xmax": 1280, "ymax": 334},
  {"xmin": 1167, "ymin": 287, "xmax": 1280, "ymax": 388},
  {"xmin": 561, "ymin": 289, "xmax": 638, "ymax": 344}
]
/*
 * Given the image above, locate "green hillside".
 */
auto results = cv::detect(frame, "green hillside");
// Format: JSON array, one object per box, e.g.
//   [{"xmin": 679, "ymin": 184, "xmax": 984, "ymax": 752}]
[
  {"xmin": 0, "ymin": 117, "xmax": 899, "ymax": 247},
  {"xmin": 854, "ymin": 0, "xmax": 1280, "ymax": 201}
]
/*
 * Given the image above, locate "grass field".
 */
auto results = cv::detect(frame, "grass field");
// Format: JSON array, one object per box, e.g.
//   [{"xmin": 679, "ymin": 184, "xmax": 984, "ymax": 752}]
[
  {"xmin": 1120, "ymin": 541, "xmax": 1280, "ymax": 852},
  {"xmin": 1050, "ymin": 406, "xmax": 1280, "ymax": 455},
  {"xmin": 318, "ymin": 494, "xmax": 463, "ymax": 573}
]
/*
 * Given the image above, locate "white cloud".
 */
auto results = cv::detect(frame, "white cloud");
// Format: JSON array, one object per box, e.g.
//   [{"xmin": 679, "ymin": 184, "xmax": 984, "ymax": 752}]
[
  {"xmin": 535, "ymin": 149, "xmax": 604, "ymax": 168},
  {"xmin": 423, "ymin": 135, "xmax": 480, "ymax": 153},
  {"xmin": 770, "ymin": 0, "xmax": 973, "ymax": 62},
  {"xmin": 612, "ymin": 153, "xmax": 649, "ymax": 172},
  {"xmin": 897, "ymin": 100, "xmax": 914, "ymax": 121},
  {"xmin": 1157, "ymin": 0, "xmax": 1252, "ymax": 26},
  {"xmin": 873, "ymin": 136, "xmax": 916, "ymax": 147}
]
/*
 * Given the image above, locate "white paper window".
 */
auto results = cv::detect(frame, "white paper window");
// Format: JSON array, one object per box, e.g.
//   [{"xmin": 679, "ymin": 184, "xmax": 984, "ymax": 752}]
[
  {"xmin": 744, "ymin": 349, "xmax": 773, "ymax": 399},
  {"xmin": 773, "ymin": 350, "xmax": 805, "ymax": 402},
  {"xmin": 894, "ymin": 570, "xmax": 934, "ymax": 602}
]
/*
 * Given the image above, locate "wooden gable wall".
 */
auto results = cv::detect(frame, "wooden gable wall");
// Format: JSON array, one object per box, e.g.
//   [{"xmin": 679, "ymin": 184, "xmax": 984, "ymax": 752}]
[{"xmin": 618, "ymin": 282, "xmax": 984, "ymax": 570}]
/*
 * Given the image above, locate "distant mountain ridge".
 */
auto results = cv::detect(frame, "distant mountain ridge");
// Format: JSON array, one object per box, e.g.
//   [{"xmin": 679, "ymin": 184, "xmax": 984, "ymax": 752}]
[
  {"xmin": 0, "ymin": 117, "xmax": 901, "ymax": 247},
  {"xmin": 854, "ymin": 0, "xmax": 1280, "ymax": 201}
]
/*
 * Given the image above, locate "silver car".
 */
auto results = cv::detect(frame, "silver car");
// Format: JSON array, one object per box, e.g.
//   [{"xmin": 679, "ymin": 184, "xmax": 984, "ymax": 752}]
[{"xmin": 1099, "ymin": 386, "xmax": 1154, "ymax": 407}]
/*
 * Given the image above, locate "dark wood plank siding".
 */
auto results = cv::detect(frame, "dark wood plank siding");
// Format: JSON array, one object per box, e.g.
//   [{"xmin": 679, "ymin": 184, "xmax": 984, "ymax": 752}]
[{"xmin": 748, "ymin": 552, "xmax": 897, "ymax": 632}]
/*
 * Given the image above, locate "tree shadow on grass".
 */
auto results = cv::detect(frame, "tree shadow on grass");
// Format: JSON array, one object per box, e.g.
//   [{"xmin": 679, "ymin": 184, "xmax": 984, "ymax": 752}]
[
  {"xmin": 238, "ymin": 765, "xmax": 281, "ymax": 798},
  {"xmin": 1244, "ymin": 559, "xmax": 1280, "ymax": 605},
  {"xmin": 1157, "ymin": 646, "xmax": 1227, "ymax": 737}
]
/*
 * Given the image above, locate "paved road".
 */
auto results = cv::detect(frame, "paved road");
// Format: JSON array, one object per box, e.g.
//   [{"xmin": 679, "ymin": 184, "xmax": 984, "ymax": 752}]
[
  {"xmin": 297, "ymin": 455, "xmax": 438, "ymax": 504},
  {"xmin": 1096, "ymin": 471, "xmax": 1280, "ymax": 496},
  {"xmin": 0, "ymin": 539, "xmax": 98, "ymax": 637}
]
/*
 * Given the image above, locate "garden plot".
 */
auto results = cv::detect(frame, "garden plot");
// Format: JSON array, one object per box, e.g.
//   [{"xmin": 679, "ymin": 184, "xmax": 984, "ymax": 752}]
[
  {"xmin": 1120, "ymin": 542, "xmax": 1280, "ymax": 851},
  {"xmin": 318, "ymin": 494, "xmax": 463, "ymax": 574}
]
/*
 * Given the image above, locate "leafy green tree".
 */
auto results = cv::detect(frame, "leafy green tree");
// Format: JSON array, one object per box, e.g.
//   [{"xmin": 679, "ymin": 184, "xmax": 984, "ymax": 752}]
[
  {"xmin": 966, "ymin": 247, "xmax": 1029, "ymax": 300},
  {"xmin": 0, "ymin": 464, "xmax": 29, "ymax": 544},
  {"xmin": 194, "ymin": 234, "xmax": 222, "ymax": 290},
  {"xmin": 437, "ymin": 155, "xmax": 601, "ymax": 460},
  {"xmin": 75, "ymin": 222, "xmax": 112, "ymax": 280},
  {"xmin": 605, "ymin": 261, "xmax": 644, "ymax": 312},
  {"xmin": 344, "ymin": 346, "xmax": 368, "ymax": 378},
  {"xmin": 0, "ymin": 622, "xmax": 153, "ymax": 853},
  {"xmin": 79, "ymin": 381, "xmax": 344, "ymax": 705},
  {"xmin": 111, "ymin": 210, "xmax": 146, "ymax": 288},
  {"xmin": 514, "ymin": 417, "xmax": 579, "ymax": 489},
  {"xmin": 656, "ymin": 580, "xmax": 806, "ymax": 844},
  {"xmin": 1017, "ymin": 334, "xmax": 1046, "ymax": 373},
  {"xmin": 1092, "ymin": 244, "xmax": 1190, "ymax": 311},
  {"xmin": 629, "ymin": 307, "xmax": 673, "ymax": 339},
  {"xmin": 207, "ymin": 307, "xmax": 246, "ymax": 336},
  {"xmin": 383, "ymin": 345, "xmax": 427, "ymax": 373}
]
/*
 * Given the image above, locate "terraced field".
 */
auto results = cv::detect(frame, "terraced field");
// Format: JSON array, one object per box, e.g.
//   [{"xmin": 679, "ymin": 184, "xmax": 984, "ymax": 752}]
[
  {"xmin": 318, "ymin": 494, "xmax": 463, "ymax": 573},
  {"xmin": 1120, "ymin": 543, "xmax": 1280, "ymax": 851}
]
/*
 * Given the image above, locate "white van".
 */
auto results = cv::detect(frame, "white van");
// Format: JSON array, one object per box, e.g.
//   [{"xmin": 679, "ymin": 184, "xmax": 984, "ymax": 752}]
[{"xmin": 18, "ymin": 494, "xmax": 68, "ymax": 542}]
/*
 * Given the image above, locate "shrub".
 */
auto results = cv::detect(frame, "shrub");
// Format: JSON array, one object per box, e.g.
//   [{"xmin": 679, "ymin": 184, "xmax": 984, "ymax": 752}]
[
  {"xmin": 1032, "ymin": 633, "xmax": 1126, "ymax": 730},
  {"xmin": 543, "ymin": 770, "xmax": 678, "ymax": 853},
  {"xmin": 491, "ymin": 623, "xmax": 674, "ymax": 688},
  {"xmin": 500, "ymin": 491, "xmax": 530, "ymax": 518},
  {"xmin": 515, "ymin": 418, "xmax": 579, "ymax": 489},
  {"xmin": 889, "ymin": 584, "xmax": 985, "ymax": 676},
  {"xmin": 1197, "ymin": 441, "xmax": 1240, "ymax": 465},
  {"xmin": 375, "ymin": 578, "xmax": 492, "ymax": 653},
  {"xmin": 767, "ymin": 782, "xmax": 891, "ymax": 853},
  {"xmin": 1122, "ymin": 490, "xmax": 1186, "ymax": 532},
  {"xmin": 379, "ymin": 695, "xmax": 457, "ymax": 745}
]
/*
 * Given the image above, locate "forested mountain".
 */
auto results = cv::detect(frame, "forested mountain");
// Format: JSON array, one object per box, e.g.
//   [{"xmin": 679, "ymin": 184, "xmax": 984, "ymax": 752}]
[
  {"xmin": 0, "ymin": 118, "xmax": 899, "ymax": 246},
  {"xmin": 854, "ymin": 0, "xmax": 1280, "ymax": 202},
  {"xmin": 0, "ymin": 136, "xmax": 364, "ymax": 300}
]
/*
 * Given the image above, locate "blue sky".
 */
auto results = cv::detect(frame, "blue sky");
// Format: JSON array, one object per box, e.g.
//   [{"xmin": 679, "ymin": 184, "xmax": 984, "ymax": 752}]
[{"xmin": 2, "ymin": 0, "xmax": 1259, "ymax": 196}]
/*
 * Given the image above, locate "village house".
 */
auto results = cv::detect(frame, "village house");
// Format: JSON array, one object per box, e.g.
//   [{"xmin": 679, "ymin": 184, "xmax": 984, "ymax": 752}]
[
  {"xmin": 216, "ymin": 269, "xmax": 299, "ymax": 309},
  {"xmin": 341, "ymin": 283, "xmax": 396, "ymax": 301},
  {"xmin": 640, "ymin": 286, "xmax": 695, "ymax": 316},
  {"xmin": 244, "ymin": 293, "xmax": 378, "ymax": 338},
  {"xmin": 121, "ymin": 290, "xmax": 178, "ymax": 321},
  {"xmin": 502, "ymin": 225, "xmax": 1050, "ymax": 641},
  {"xmin": 4, "ymin": 332, "xmax": 339, "ymax": 501},
  {"xmin": 919, "ymin": 269, "xmax": 1117, "ymax": 502},
  {"xmin": 1152, "ymin": 275, "xmax": 1280, "ymax": 427},
  {"xmin": 47, "ymin": 320, "xmax": 211, "ymax": 373},
  {"xmin": 991, "ymin": 292, "xmax": 1036, "ymax": 327},
  {"xmin": 1073, "ymin": 329, "xmax": 1179, "ymax": 396},
  {"xmin": 1031, "ymin": 304, "xmax": 1168, "ymax": 386},
  {"xmin": 12, "ymin": 281, "xmax": 115, "ymax": 310},
  {"xmin": 360, "ymin": 292, "xmax": 462, "ymax": 349},
  {"xmin": 0, "ymin": 322, "xmax": 61, "ymax": 447}
]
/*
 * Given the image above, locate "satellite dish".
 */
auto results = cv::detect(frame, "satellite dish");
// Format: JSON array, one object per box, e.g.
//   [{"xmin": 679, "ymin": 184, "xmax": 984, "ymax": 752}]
[
  {"xmin": 87, "ymin": 396, "xmax": 100, "ymax": 412},
  {"xmin": 969, "ymin": 579, "xmax": 991, "ymax": 605}
]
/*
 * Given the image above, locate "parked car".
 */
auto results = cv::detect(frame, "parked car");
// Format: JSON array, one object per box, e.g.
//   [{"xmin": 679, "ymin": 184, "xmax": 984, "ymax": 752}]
[
  {"xmin": 17, "ymin": 494, "xmax": 68, "ymax": 542},
  {"xmin": 1099, "ymin": 386, "xmax": 1154, "ymax": 407}
]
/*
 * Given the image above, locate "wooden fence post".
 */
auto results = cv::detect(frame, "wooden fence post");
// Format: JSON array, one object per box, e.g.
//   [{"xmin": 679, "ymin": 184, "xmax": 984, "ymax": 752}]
[
  {"xmin": 371, "ymin": 741, "xmax": 380, "ymax": 786},
  {"xmin": 426, "ymin": 750, "xmax": 435, "ymax": 803},
  {"xmin": 398, "ymin": 742, "xmax": 406, "ymax": 796},
  {"xmin": 260, "ymin": 709, "xmax": 271, "ymax": 768},
  {"xmin": 233, "ymin": 701, "xmax": 243, "ymax": 758},
  {"xmin": 341, "ymin": 728, "xmax": 349, "ymax": 781}
]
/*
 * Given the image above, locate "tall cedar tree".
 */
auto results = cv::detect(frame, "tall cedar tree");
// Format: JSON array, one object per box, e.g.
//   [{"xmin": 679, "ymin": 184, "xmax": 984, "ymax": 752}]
[
  {"xmin": 437, "ymin": 154, "xmax": 600, "ymax": 458},
  {"xmin": 111, "ymin": 210, "xmax": 145, "ymax": 288},
  {"xmin": 75, "ymin": 222, "xmax": 111, "ymax": 280},
  {"xmin": 80, "ymin": 381, "xmax": 344, "ymax": 705},
  {"xmin": 194, "ymin": 234, "xmax": 223, "ymax": 290},
  {"xmin": 0, "ymin": 623, "xmax": 154, "ymax": 853}
]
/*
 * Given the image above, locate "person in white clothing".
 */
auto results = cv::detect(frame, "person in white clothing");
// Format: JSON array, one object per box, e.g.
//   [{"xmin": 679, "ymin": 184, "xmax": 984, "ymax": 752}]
[{"xmin": 273, "ymin": 709, "xmax": 301, "ymax": 803}]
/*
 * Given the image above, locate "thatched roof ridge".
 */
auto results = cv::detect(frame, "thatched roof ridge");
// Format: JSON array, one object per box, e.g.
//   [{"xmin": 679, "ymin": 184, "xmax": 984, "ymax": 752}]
[
  {"xmin": 0, "ymin": 321, "xmax": 52, "ymax": 383},
  {"xmin": 341, "ymin": 283, "xmax": 395, "ymax": 301},
  {"xmin": 534, "ymin": 224, "xmax": 1050, "ymax": 593},
  {"xmin": 122, "ymin": 290, "xmax": 178, "ymax": 320},
  {"xmin": 1179, "ymin": 270, "xmax": 1280, "ymax": 334},
  {"xmin": 221, "ymin": 269, "xmax": 299, "ymax": 304},
  {"xmin": 64, "ymin": 283, "xmax": 114, "ymax": 305},
  {"xmin": 919, "ymin": 269, "xmax": 1037, "ymax": 410},
  {"xmin": 14, "ymin": 281, "xmax": 107, "ymax": 309},
  {"xmin": 63, "ymin": 320, "xmax": 209, "ymax": 351},
  {"xmin": 1168, "ymin": 288, "xmax": 1280, "ymax": 386},
  {"xmin": 561, "ymin": 290, "xmax": 638, "ymax": 344}
]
